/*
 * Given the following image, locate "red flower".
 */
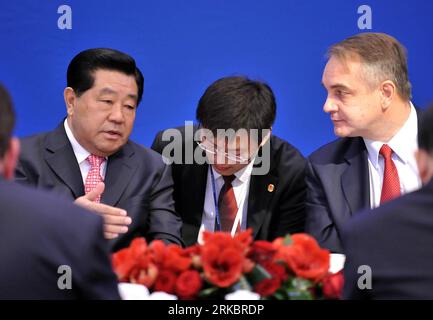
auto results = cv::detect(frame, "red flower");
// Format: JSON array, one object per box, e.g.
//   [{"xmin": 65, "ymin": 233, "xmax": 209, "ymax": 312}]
[
  {"xmin": 200, "ymin": 231, "xmax": 252, "ymax": 287},
  {"xmin": 234, "ymin": 229, "xmax": 254, "ymax": 249},
  {"xmin": 262, "ymin": 262, "xmax": 288, "ymax": 282},
  {"xmin": 175, "ymin": 270, "xmax": 203, "ymax": 299},
  {"xmin": 322, "ymin": 271, "xmax": 344, "ymax": 299},
  {"xmin": 154, "ymin": 270, "xmax": 177, "ymax": 293},
  {"xmin": 129, "ymin": 263, "xmax": 158, "ymax": 288},
  {"xmin": 148, "ymin": 240, "xmax": 167, "ymax": 265},
  {"xmin": 272, "ymin": 237, "xmax": 285, "ymax": 249},
  {"xmin": 254, "ymin": 278, "xmax": 281, "ymax": 297},
  {"xmin": 148, "ymin": 241, "xmax": 192, "ymax": 274},
  {"xmin": 202, "ymin": 230, "xmax": 252, "ymax": 255},
  {"xmin": 248, "ymin": 241, "xmax": 277, "ymax": 264},
  {"xmin": 201, "ymin": 245, "xmax": 244, "ymax": 287},
  {"xmin": 112, "ymin": 232, "xmax": 334, "ymax": 300},
  {"xmin": 275, "ymin": 234, "xmax": 330, "ymax": 282},
  {"xmin": 242, "ymin": 258, "xmax": 255, "ymax": 274},
  {"xmin": 112, "ymin": 249, "xmax": 133, "ymax": 282},
  {"xmin": 161, "ymin": 245, "xmax": 192, "ymax": 273},
  {"xmin": 184, "ymin": 244, "xmax": 200, "ymax": 256},
  {"xmin": 184, "ymin": 244, "xmax": 202, "ymax": 269},
  {"xmin": 112, "ymin": 238, "xmax": 149, "ymax": 281}
]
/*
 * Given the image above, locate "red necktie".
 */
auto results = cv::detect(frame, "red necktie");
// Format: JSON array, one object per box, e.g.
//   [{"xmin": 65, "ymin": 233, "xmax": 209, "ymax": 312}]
[
  {"xmin": 85, "ymin": 154, "xmax": 105, "ymax": 203},
  {"xmin": 379, "ymin": 144, "xmax": 401, "ymax": 204},
  {"xmin": 218, "ymin": 175, "xmax": 240, "ymax": 233}
]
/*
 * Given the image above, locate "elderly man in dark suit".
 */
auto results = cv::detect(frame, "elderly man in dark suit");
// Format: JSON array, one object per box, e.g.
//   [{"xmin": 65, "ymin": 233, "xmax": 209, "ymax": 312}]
[
  {"xmin": 306, "ymin": 33, "xmax": 421, "ymax": 253},
  {"xmin": 0, "ymin": 83, "xmax": 120, "ymax": 299},
  {"xmin": 15, "ymin": 48, "xmax": 183, "ymax": 251},
  {"xmin": 152, "ymin": 76, "xmax": 306, "ymax": 246},
  {"xmin": 342, "ymin": 104, "xmax": 433, "ymax": 299}
]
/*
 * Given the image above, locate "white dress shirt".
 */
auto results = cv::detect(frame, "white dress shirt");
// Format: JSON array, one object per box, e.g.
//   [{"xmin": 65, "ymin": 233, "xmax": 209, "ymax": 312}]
[
  {"xmin": 198, "ymin": 159, "xmax": 255, "ymax": 244},
  {"xmin": 64, "ymin": 119, "xmax": 107, "ymax": 184},
  {"xmin": 363, "ymin": 103, "xmax": 421, "ymax": 209}
]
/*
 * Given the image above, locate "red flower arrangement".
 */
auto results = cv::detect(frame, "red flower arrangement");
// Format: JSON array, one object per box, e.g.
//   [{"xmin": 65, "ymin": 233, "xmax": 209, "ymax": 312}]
[{"xmin": 112, "ymin": 230, "xmax": 344, "ymax": 300}]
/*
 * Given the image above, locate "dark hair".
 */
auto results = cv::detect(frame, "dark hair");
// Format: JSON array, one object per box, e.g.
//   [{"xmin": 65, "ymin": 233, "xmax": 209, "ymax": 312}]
[
  {"xmin": 196, "ymin": 76, "xmax": 276, "ymax": 138},
  {"xmin": 67, "ymin": 48, "xmax": 144, "ymax": 104},
  {"xmin": 418, "ymin": 104, "xmax": 433, "ymax": 154},
  {"xmin": 0, "ymin": 83, "xmax": 15, "ymax": 158},
  {"xmin": 328, "ymin": 32, "xmax": 411, "ymax": 100}
]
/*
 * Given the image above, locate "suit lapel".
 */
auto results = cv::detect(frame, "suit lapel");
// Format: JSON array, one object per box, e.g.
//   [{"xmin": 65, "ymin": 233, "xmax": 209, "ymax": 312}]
[
  {"xmin": 341, "ymin": 137, "xmax": 370, "ymax": 216},
  {"xmin": 247, "ymin": 138, "xmax": 278, "ymax": 239},
  {"xmin": 102, "ymin": 142, "xmax": 137, "ymax": 206},
  {"xmin": 247, "ymin": 172, "xmax": 278, "ymax": 239},
  {"xmin": 44, "ymin": 123, "xmax": 84, "ymax": 198}
]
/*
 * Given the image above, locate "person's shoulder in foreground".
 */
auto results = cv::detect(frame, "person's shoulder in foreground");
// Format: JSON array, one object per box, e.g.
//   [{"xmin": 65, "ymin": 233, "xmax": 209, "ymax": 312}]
[
  {"xmin": 342, "ymin": 181, "xmax": 433, "ymax": 300},
  {"xmin": 0, "ymin": 179, "xmax": 121, "ymax": 300},
  {"xmin": 342, "ymin": 103, "xmax": 433, "ymax": 300},
  {"xmin": 0, "ymin": 82, "xmax": 120, "ymax": 300}
]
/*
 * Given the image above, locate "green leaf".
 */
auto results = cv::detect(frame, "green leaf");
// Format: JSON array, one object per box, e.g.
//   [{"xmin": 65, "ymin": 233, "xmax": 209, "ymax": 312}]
[
  {"xmin": 282, "ymin": 234, "xmax": 293, "ymax": 246},
  {"xmin": 198, "ymin": 286, "xmax": 220, "ymax": 298},
  {"xmin": 273, "ymin": 291, "xmax": 287, "ymax": 300},
  {"xmin": 248, "ymin": 264, "xmax": 272, "ymax": 284}
]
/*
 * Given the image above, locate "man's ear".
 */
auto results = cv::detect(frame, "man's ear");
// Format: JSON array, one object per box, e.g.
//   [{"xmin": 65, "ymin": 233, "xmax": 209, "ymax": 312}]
[
  {"xmin": 64, "ymin": 87, "xmax": 76, "ymax": 117},
  {"xmin": 380, "ymin": 80, "xmax": 396, "ymax": 111},
  {"xmin": 3, "ymin": 137, "xmax": 20, "ymax": 180}
]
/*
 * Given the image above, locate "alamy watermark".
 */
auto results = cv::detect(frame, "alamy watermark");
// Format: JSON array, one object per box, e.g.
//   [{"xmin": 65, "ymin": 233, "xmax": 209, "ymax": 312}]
[
  {"xmin": 57, "ymin": 265, "xmax": 72, "ymax": 290},
  {"xmin": 357, "ymin": 265, "xmax": 372, "ymax": 290},
  {"xmin": 159, "ymin": 122, "xmax": 272, "ymax": 176},
  {"xmin": 58, "ymin": 5, "xmax": 72, "ymax": 30},
  {"xmin": 358, "ymin": 5, "xmax": 372, "ymax": 30}
]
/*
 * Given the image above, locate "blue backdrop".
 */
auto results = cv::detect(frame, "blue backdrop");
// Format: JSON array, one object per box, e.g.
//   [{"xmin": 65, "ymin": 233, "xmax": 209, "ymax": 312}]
[{"xmin": 1, "ymin": 0, "xmax": 432, "ymax": 156}]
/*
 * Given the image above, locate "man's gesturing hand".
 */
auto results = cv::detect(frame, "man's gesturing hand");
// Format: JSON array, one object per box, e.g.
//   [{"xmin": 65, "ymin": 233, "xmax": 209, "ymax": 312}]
[{"xmin": 75, "ymin": 182, "xmax": 132, "ymax": 239}]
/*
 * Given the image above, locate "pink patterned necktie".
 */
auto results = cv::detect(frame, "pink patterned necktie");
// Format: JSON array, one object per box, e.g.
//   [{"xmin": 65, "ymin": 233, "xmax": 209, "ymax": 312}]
[
  {"xmin": 85, "ymin": 154, "xmax": 105, "ymax": 203},
  {"xmin": 379, "ymin": 144, "xmax": 401, "ymax": 204}
]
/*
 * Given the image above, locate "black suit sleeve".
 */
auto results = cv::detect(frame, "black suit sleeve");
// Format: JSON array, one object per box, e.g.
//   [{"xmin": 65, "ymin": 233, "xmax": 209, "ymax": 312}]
[
  {"xmin": 146, "ymin": 160, "xmax": 184, "ymax": 247},
  {"xmin": 305, "ymin": 159, "xmax": 342, "ymax": 253}
]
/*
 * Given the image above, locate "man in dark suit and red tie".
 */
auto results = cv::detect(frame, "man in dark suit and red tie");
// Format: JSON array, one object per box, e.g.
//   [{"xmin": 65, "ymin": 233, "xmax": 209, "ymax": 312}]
[
  {"xmin": 343, "ymin": 104, "xmax": 433, "ymax": 299},
  {"xmin": 306, "ymin": 33, "xmax": 421, "ymax": 253},
  {"xmin": 0, "ymin": 83, "xmax": 120, "ymax": 299},
  {"xmin": 152, "ymin": 76, "xmax": 307, "ymax": 246},
  {"xmin": 15, "ymin": 48, "xmax": 183, "ymax": 251}
]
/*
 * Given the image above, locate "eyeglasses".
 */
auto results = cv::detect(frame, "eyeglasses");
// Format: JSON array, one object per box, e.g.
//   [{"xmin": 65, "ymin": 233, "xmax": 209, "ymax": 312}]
[{"xmin": 196, "ymin": 140, "xmax": 250, "ymax": 163}]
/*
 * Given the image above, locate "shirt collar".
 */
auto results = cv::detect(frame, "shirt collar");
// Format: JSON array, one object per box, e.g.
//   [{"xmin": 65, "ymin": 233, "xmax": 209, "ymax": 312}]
[
  {"xmin": 363, "ymin": 102, "xmax": 418, "ymax": 168},
  {"xmin": 211, "ymin": 157, "xmax": 256, "ymax": 184},
  {"xmin": 64, "ymin": 118, "xmax": 91, "ymax": 164}
]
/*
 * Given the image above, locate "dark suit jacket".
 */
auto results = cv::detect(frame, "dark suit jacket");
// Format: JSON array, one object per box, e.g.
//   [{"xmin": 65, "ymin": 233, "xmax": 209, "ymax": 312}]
[
  {"xmin": 0, "ymin": 178, "xmax": 120, "ymax": 299},
  {"xmin": 15, "ymin": 122, "xmax": 183, "ymax": 252},
  {"xmin": 305, "ymin": 137, "xmax": 370, "ymax": 253},
  {"xmin": 342, "ymin": 179, "xmax": 433, "ymax": 299},
  {"xmin": 151, "ymin": 126, "xmax": 307, "ymax": 247}
]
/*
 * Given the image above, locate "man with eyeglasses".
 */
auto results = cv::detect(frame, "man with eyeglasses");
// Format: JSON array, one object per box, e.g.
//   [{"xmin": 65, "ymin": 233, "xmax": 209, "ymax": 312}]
[{"xmin": 152, "ymin": 76, "xmax": 307, "ymax": 246}]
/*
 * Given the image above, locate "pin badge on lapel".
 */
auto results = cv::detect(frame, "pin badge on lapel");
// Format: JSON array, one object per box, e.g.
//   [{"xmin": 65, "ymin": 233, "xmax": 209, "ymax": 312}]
[{"xmin": 267, "ymin": 184, "xmax": 274, "ymax": 192}]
